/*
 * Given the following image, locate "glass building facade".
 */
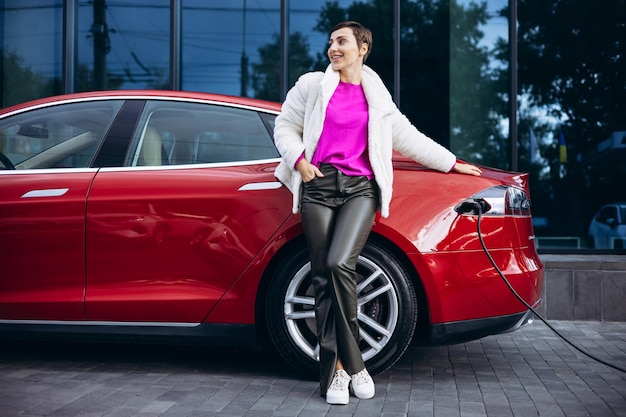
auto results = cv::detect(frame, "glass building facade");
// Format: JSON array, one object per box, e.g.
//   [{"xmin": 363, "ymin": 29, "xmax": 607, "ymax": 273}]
[{"xmin": 1, "ymin": 0, "xmax": 624, "ymax": 253}]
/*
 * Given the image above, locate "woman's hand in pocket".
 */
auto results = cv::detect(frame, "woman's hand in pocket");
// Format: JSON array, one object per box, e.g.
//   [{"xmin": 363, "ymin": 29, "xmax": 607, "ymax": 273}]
[{"xmin": 297, "ymin": 159, "xmax": 324, "ymax": 182}]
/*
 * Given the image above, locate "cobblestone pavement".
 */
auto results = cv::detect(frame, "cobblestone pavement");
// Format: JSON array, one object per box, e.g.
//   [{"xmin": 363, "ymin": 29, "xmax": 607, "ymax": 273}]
[{"xmin": 0, "ymin": 321, "xmax": 624, "ymax": 417}]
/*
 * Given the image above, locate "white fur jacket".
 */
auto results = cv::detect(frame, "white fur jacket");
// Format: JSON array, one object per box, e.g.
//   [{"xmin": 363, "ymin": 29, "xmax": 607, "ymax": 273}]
[{"xmin": 273, "ymin": 64, "xmax": 457, "ymax": 218}]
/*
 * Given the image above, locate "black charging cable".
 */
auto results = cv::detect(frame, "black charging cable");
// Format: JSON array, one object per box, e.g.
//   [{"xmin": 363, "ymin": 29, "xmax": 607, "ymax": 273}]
[{"xmin": 465, "ymin": 199, "xmax": 626, "ymax": 374}]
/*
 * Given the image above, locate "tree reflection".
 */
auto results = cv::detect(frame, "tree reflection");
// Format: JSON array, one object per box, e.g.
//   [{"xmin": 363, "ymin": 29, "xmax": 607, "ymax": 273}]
[
  {"xmin": 2, "ymin": 51, "xmax": 59, "ymax": 107},
  {"xmin": 509, "ymin": 0, "xmax": 626, "ymax": 240},
  {"xmin": 251, "ymin": 32, "xmax": 315, "ymax": 103},
  {"xmin": 252, "ymin": 0, "xmax": 501, "ymax": 166},
  {"xmin": 251, "ymin": 0, "xmax": 625, "ymax": 245},
  {"xmin": 3, "ymin": 46, "xmax": 164, "ymax": 108}
]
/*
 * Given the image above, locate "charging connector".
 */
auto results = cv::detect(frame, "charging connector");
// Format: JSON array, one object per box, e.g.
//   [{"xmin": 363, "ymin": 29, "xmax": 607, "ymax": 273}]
[
  {"xmin": 454, "ymin": 198, "xmax": 491, "ymax": 215},
  {"xmin": 469, "ymin": 200, "xmax": 626, "ymax": 374}
]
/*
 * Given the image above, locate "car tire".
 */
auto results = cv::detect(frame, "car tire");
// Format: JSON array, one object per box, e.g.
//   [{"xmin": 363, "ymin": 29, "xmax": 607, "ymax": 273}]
[{"xmin": 265, "ymin": 240, "xmax": 418, "ymax": 377}]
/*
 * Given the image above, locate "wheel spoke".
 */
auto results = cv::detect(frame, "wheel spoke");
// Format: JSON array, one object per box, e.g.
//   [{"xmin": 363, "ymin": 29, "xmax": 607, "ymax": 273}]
[
  {"xmin": 356, "ymin": 269, "xmax": 383, "ymax": 293},
  {"xmin": 358, "ymin": 282, "xmax": 393, "ymax": 305},
  {"xmin": 286, "ymin": 295, "xmax": 314, "ymax": 306},
  {"xmin": 286, "ymin": 310, "xmax": 315, "ymax": 320},
  {"xmin": 359, "ymin": 327, "xmax": 384, "ymax": 353},
  {"xmin": 358, "ymin": 312, "xmax": 392, "ymax": 337}
]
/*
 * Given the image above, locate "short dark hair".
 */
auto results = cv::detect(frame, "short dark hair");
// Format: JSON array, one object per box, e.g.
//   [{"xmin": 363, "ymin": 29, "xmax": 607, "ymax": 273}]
[{"xmin": 330, "ymin": 21, "xmax": 373, "ymax": 63}]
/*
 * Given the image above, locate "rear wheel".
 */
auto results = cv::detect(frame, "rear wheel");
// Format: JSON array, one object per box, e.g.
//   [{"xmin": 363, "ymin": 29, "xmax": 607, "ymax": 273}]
[{"xmin": 265, "ymin": 240, "xmax": 418, "ymax": 377}]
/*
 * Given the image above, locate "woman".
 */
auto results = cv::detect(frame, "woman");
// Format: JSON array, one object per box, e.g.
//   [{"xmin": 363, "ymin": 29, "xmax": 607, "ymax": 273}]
[{"xmin": 274, "ymin": 21, "xmax": 482, "ymax": 405}]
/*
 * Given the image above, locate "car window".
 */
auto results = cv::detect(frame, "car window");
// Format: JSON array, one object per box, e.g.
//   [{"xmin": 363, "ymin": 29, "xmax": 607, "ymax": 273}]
[
  {"xmin": 0, "ymin": 100, "xmax": 124, "ymax": 169},
  {"xmin": 597, "ymin": 206, "xmax": 618, "ymax": 224},
  {"xmin": 128, "ymin": 100, "xmax": 279, "ymax": 167}
]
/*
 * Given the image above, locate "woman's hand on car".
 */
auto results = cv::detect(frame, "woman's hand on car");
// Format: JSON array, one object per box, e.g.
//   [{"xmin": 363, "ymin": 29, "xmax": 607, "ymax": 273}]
[{"xmin": 453, "ymin": 162, "xmax": 482, "ymax": 176}]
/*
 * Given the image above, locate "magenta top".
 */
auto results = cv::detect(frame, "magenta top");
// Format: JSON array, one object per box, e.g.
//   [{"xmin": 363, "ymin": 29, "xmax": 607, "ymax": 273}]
[{"xmin": 298, "ymin": 82, "xmax": 374, "ymax": 179}]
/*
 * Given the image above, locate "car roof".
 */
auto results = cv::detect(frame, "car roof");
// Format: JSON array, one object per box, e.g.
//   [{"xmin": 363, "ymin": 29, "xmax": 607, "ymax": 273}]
[{"xmin": 0, "ymin": 90, "xmax": 283, "ymax": 116}]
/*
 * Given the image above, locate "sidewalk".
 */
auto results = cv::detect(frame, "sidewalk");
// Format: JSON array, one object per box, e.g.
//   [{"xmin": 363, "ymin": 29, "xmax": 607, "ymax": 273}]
[
  {"xmin": 0, "ymin": 321, "xmax": 624, "ymax": 416},
  {"xmin": 540, "ymin": 254, "xmax": 626, "ymax": 321}
]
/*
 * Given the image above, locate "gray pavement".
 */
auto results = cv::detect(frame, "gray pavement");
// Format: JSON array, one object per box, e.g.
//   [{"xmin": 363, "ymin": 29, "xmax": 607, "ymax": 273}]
[{"xmin": 0, "ymin": 320, "xmax": 624, "ymax": 417}]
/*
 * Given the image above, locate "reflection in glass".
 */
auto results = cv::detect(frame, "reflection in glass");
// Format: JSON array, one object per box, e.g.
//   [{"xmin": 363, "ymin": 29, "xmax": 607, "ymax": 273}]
[
  {"xmin": 516, "ymin": 0, "xmax": 626, "ymax": 250},
  {"xmin": 128, "ymin": 100, "xmax": 279, "ymax": 167},
  {"xmin": 451, "ymin": 0, "xmax": 509, "ymax": 170},
  {"xmin": 76, "ymin": 0, "xmax": 169, "ymax": 91},
  {"xmin": 0, "ymin": 100, "xmax": 124, "ymax": 169},
  {"xmin": 0, "ymin": 0, "xmax": 63, "ymax": 107},
  {"xmin": 182, "ymin": 0, "xmax": 279, "ymax": 97},
  {"xmin": 281, "ymin": 0, "xmax": 509, "ymax": 168}
]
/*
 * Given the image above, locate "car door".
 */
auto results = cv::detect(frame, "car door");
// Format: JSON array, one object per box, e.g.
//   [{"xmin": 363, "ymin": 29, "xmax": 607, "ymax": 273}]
[
  {"xmin": 84, "ymin": 99, "xmax": 292, "ymax": 323},
  {"xmin": 0, "ymin": 99, "xmax": 124, "ymax": 320}
]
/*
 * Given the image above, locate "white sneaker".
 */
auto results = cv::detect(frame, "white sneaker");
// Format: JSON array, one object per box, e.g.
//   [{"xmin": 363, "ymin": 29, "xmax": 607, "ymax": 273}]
[
  {"xmin": 326, "ymin": 369, "xmax": 350, "ymax": 405},
  {"xmin": 351, "ymin": 368, "xmax": 375, "ymax": 399}
]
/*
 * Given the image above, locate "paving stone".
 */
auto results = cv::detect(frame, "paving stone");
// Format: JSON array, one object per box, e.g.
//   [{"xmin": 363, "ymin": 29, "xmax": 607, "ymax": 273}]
[{"xmin": 0, "ymin": 321, "xmax": 624, "ymax": 416}]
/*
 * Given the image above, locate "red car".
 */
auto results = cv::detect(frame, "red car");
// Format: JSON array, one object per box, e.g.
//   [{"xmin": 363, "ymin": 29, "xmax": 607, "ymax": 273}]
[{"xmin": 0, "ymin": 91, "xmax": 543, "ymax": 375}]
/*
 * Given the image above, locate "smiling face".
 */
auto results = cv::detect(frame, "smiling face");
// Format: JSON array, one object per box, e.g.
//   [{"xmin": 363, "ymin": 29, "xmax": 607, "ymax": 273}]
[{"xmin": 327, "ymin": 27, "xmax": 369, "ymax": 79}]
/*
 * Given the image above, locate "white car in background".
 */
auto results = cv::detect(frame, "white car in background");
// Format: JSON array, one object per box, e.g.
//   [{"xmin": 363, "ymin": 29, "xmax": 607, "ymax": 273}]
[{"xmin": 588, "ymin": 203, "xmax": 626, "ymax": 249}]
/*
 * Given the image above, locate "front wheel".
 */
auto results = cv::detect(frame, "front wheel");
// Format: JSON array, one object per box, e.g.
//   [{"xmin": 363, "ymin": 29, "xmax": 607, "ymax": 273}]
[{"xmin": 265, "ymin": 240, "xmax": 418, "ymax": 377}]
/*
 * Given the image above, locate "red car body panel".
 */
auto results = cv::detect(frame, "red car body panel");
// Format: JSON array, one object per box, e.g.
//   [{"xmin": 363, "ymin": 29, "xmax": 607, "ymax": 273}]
[
  {"xmin": 85, "ymin": 164, "xmax": 292, "ymax": 323},
  {"xmin": 0, "ymin": 170, "xmax": 96, "ymax": 320},
  {"xmin": 206, "ymin": 165, "xmax": 543, "ymax": 326},
  {"xmin": 373, "ymin": 163, "xmax": 542, "ymax": 324}
]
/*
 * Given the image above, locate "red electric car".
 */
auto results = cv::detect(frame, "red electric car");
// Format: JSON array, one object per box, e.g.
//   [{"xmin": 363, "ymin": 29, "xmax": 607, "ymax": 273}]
[{"xmin": 0, "ymin": 91, "xmax": 543, "ymax": 375}]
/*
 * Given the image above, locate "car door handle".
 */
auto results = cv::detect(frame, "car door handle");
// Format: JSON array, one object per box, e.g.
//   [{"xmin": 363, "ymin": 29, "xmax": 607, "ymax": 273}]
[
  {"xmin": 238, "ymin": 182, "xmax": 283, "ymax": 191},
  {"xmin": 22, "ymin": 188, "xmax": 70, "ymax": 198}
]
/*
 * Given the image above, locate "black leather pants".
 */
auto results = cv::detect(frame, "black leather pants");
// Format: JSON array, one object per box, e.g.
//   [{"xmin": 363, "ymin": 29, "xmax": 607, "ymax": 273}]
[{"xmin": 301, "ymin": 164, "xmax": 379, "ymax": 395}]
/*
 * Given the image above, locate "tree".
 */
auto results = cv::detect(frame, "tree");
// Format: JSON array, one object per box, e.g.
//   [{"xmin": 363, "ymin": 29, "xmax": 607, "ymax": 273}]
[
  {"xmin": 506, "ymin": 0, "xmax": 626, "ymax": 236},
  {"xmin": 251, "ymin": 32, "xmax": 315, "ymax": 102},
  {"xmin": 516, "ymin": 0, "xmax": 626, "ymax": 153},
  {"xmin": 1, "ymin": 51, "xmax": 59, "ymax": 107},
  {"xmin": 314, "ymin": 0, "xmax": 498, "ymax": 165},
  {"xmin": 252, "ymin": 0, "xmax": 503, "ymax": 167}
]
